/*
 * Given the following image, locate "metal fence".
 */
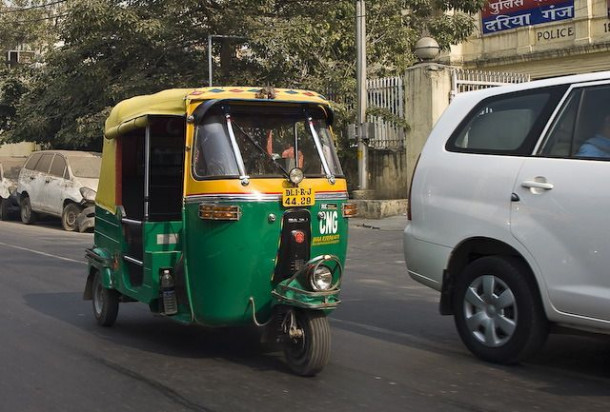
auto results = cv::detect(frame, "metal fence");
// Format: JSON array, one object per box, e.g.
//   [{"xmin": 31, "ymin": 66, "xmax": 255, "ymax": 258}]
[
  {"xmin": 450, "ymin": 69, "xmax": 530, "ymax": 101},
  {"xmin": 335, "ymin": 69, "xmax": 530, "ymax": 150},
  {"xmin": 366, "ymin": 76, "xmax": 405, "ymax": 150}
]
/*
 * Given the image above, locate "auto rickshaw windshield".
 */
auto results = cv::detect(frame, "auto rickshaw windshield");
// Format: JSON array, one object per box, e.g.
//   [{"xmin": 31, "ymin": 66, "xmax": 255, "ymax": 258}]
[{"xmin": 193, "ymin": 104, "xmax": 343, "ymax": 180}]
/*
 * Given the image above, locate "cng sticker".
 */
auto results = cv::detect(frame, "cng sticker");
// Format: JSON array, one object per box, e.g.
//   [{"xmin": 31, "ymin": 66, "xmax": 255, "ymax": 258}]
[{"xmin": 319, "ymin": 211, "xmax": 338, "ymax": 234}]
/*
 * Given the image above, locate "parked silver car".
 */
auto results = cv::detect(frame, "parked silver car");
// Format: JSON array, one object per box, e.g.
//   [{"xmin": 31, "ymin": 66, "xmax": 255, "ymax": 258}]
[
  {"xmin": 17, "ymin": 150, "xmax": 101, "ymax": 231},
  {"xmin": 0, "ymin": 156, "xmax": 27, "ymax": 220},
  {"xmin": 404, "ymin": 71, "xmax": 610, "ymax": 364}
]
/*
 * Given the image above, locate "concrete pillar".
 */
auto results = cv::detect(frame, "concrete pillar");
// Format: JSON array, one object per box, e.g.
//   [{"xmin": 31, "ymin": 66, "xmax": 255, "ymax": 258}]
[{"xmin": 404, "ymin": 63, "xmax": 453, "ymax": 192}]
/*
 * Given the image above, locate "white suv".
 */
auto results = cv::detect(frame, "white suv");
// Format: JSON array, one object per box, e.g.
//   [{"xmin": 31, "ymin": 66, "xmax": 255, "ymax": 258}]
[
  {"xmin": 17, "ymin": 150, "xmax": 101, "ymax": 231},
  {"xmin": 404, "ymin": 71, "xmax": 610, "ymax": 364}
]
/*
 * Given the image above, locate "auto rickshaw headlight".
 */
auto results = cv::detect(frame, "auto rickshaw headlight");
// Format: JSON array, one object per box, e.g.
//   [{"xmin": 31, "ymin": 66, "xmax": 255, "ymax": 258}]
[
  {"xmin": 310, "ymin": 265, "xmax": 333, "ymax": 291},
  {"xmin": 289, "ymin": 168, "xmax": 304, "ymax": 185}
]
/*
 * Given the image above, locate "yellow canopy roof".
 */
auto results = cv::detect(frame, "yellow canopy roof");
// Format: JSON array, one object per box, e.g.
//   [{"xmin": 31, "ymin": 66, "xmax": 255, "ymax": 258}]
[
  {"xmin": 104, "ymin": 89, "xmax": 194, "ymax": 139},
  {"xmin": 98, "ymin": 86, "xmax": 330, "ymax": 213},
  {"xmin": 104, "ymin": 87, "xmax": 330, "ymax": 139}
]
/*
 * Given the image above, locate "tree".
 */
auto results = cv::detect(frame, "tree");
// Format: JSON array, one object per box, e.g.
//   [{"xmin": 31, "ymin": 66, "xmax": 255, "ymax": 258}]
[
  {"xmin": 3, "ymin": 0, "xmax": 485, "ymax": 149},
  {"xmin": 0, "ymin": 0, "xmax": 64, "ymax": 145}
]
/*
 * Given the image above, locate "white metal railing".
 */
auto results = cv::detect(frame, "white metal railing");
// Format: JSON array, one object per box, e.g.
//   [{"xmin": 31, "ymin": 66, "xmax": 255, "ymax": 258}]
[
  {"xmin": 366, "ymin": 76, "xmax": 405, "ymax": 150},
  {"xmin": 450, "ymin": 69, "xmax": 530, "ymax": 100}
]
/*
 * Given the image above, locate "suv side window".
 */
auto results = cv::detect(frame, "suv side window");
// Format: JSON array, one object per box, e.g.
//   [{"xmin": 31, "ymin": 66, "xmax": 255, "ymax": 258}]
[
  {"xmin": 35, "ymin": 154, "xmax": 54, "ymax": 173},
  {"xmin": 539, "ymin": 84, "xmax": 610, "ymax": 159},
  {"xmin": 24, "ymin": 153, "xmax": 42, "ymax": 170},
  {"xmin": 538, "ymin": 91, "xmax": 579, "ymax": 157},
  {"xmin": 50, "ymin": 155, "xmax": 67, "ymax": 178},
  {"xmin": 447, "ymin": 87, "xmax": 564, "ymax": 155}
]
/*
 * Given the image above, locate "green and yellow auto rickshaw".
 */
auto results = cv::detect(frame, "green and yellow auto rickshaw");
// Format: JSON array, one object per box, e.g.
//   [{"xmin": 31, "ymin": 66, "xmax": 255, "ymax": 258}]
[{"xmin": 83, "ymin": 86, "xmax": 357, "ymax": 376}]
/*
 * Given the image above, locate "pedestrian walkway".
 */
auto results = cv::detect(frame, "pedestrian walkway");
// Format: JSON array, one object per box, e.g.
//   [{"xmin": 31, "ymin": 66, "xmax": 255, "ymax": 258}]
[{"xmin": 349, "ymin": 214, "xmax": 407, "ymax": 231}]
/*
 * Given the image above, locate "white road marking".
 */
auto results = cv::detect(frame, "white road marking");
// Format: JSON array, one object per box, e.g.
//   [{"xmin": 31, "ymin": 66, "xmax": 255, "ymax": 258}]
[{"xmin": 0, "ymin": 241, "xmax": 85, "ymax": 265}]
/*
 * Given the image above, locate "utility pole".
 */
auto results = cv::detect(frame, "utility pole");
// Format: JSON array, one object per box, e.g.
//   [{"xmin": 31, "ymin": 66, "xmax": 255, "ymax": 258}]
[{"xmin": 355, "ymin": 0, "xmax": 368, "ymax": 191}]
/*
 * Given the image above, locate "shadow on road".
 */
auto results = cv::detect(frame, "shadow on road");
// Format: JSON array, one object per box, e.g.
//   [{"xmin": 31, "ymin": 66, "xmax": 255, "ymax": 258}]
[
  {"xmin": 331, "ymin": 303, "xmax": 610, "ymax": 396},
  {"xmin": 23, "ymin": 291, "xmax": 291, "ymax": 374}
]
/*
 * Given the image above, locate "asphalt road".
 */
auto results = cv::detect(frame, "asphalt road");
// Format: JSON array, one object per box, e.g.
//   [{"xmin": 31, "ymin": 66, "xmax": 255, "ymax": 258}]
[{"xmin": 0, "ymin": 217, "xmax": 609, "ymax": 412}]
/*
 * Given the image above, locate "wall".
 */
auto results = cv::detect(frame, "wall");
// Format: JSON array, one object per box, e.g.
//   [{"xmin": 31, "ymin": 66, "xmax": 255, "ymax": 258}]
[
  {"xmin": 404, "ymin": 64, "xmax": 453, "ymax": 190},
  {"xmin": 0, "ymin": 141, "xmax": 38, "ymax": 156},
  {"xmin": 368, "ymin": 148, "xmax": 408, "ymax": 199}
]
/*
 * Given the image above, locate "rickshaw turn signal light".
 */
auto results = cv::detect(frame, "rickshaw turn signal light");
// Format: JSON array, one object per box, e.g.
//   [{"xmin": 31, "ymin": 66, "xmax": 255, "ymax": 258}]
[
  {"xmin": 199, "ymin": 204, "xmax": 242, "ymax": 221},
  {"xmin": 342, "ymin": 203, "xmax": 358, "ymax": 218}
]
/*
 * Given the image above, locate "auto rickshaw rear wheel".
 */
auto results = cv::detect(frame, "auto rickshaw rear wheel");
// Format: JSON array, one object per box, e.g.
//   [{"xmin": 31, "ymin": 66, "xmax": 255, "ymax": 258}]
[
  {"xmin": 283, "ymin": 309, "xmax": 331, "ymax": 376},
  {"xmin": 92, "ymin": 271, "xmax": 119, "ymax": 327}
]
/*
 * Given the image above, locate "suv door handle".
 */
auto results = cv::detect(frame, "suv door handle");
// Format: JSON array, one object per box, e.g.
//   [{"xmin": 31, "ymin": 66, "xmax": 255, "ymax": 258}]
[{"xmin": 521, "ymin": 180, "xmax": 553, "ymax": 190}]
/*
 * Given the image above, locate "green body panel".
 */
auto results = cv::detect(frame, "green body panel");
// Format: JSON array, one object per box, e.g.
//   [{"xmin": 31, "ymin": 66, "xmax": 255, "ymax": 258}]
[
  {"xmin": 86, "ymin": 247, "xmax": 114, "ymax": 288},
  {"xmin": 93, "ymin": 206, "xmax": 122, "ymax": 253},
  {"xmin": 92, "ymin": 206, "xmax": 188, "ymax": 316},
  {"xmin": 89, "ymin": 198, "xmax": 349, "ymax": 327},
  {"xmin": 183, "ymin": 199, "xmax": 348, "ymax": 327}
]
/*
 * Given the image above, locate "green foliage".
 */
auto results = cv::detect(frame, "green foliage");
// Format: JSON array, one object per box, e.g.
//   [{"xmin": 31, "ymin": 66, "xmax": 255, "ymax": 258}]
[{"xmin": 0, "ymin": 0, "xmax": 483, "ymax": 150}]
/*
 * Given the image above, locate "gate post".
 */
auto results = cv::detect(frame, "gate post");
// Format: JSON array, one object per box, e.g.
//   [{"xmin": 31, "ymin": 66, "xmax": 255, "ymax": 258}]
[{"xmin": 404, "ymin": 63, "xmax": 453, "ymax": 193}]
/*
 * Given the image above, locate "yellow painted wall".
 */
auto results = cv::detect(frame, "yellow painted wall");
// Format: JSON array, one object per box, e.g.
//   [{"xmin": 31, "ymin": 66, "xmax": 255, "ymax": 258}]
[{"xmin": 0, "ymin": 141, "xmax": 39, "ymax": 156}]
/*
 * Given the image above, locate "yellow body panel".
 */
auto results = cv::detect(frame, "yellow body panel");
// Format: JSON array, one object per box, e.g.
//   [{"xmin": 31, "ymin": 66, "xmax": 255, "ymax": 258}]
[
  {"xmin": 183, "ymin": 177, "xmax": 347, "ymax": 198},
  {"xmin": 96, "ymin": 138, "xmax": 117, "ymax": 213}
]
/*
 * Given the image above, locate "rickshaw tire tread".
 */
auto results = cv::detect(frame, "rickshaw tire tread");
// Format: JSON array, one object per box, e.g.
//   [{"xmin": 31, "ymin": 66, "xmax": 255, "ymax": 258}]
[
  {"xmin": 284, "ymin": 310, "xmax": 331, "ymax": 377},
  {"xmin": 93, "ymin": 271, "xmax": 119, "ymax": 327}
]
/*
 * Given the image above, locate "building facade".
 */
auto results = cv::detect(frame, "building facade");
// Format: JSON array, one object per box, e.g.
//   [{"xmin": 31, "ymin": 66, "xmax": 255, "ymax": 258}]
[{"xmin": 449, "ymin": 0, "xmax": 610, "ymax": 78}]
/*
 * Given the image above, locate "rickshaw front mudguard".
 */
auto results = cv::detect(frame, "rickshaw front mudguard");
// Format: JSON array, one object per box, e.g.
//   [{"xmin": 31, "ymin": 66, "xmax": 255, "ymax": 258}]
[
  {"xmin": 83, "ymin": 247, "xmax": 115, "ymax": 300},
  {"xmin": 270, "ymin": 254, "xmax": 342, "ymax": 313}
]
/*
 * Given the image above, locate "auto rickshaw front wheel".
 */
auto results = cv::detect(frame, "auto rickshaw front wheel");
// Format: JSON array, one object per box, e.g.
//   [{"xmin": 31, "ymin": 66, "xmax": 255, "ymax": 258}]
[
  {"xmin": 283, "ymin": 309, "xmax": 331, "ymax": 377},
  {"xmin": 92, "ymin": 271, "xmax": 119, "ymax": 327}
]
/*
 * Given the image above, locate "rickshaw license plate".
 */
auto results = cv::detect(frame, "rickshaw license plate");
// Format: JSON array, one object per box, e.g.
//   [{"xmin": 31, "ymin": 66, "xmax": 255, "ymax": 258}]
[{"xmin": 282, "ymin": 187, "xmax": 315, "ymax": 207}]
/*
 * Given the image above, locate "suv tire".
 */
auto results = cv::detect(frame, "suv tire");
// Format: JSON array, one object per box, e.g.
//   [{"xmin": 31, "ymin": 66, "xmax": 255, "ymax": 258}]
[
  {"xmin": 0, "ymin": 199, "xmax": 11, "ymax": 220},
  {"xmin": 452, "ymin": 256, "xmax": 548, "ymax": 364},
  {"xmin": 20, "ymin": 196, "xmax": 37, "ymax": 225},
  {"xmin": 62, "ymin": 203, "xmax": 82, "ymax": 231}
]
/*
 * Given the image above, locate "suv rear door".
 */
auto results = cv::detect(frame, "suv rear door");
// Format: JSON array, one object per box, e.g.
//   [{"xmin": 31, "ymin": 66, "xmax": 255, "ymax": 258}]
[{"xmin": 510, "ymin": 81, "xmax": 610, "ymax": 321}]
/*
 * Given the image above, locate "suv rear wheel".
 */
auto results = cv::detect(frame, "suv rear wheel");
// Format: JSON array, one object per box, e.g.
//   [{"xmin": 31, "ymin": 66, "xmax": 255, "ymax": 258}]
[{"xmin": 453, "ymin": 256, "xmax": 548, "ymax": 364}]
